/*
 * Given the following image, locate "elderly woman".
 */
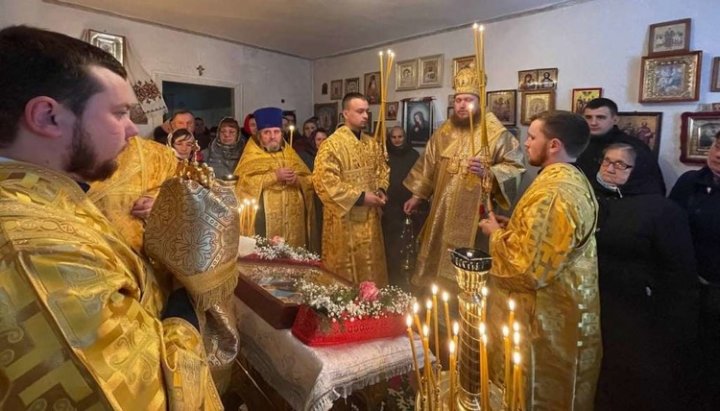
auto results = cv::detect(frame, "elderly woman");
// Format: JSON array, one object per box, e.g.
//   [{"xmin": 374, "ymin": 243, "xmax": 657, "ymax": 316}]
[
  {"xmin": 298, "ymin": 128, "xmax": 328, "ymax": 171},
  {"xmin": 201, "ymin": 117, "xmax": 244, "ymax": 178},
  {"xmin": 167, "ymin": 128, "xmax": 198, "ymax": 161},
  {"xmin": 594, "ymin": 143, "xmax": 699, "ymax": 410},
  {"xmin": 669, "ymin": 129, "xmax": 720, "ymax": 409}
]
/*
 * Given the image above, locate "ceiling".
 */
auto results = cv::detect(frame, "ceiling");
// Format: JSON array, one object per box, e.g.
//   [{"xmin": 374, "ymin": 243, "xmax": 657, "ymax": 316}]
[{"xmin": 50, "ymin": 0, "xmax": 579, "ymax": 59}]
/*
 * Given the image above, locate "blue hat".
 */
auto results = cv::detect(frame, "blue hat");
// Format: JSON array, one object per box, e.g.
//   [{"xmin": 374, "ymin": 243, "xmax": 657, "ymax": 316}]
[{"xmin": 253, "ymin": 107, "xmax": 283, "ymax": 130}]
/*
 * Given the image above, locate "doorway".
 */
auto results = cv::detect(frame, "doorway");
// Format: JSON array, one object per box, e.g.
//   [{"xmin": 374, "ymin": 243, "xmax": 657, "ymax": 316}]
[{"xmin": 162, "ymin": 81, "xmax": 234, "ymax": 130}]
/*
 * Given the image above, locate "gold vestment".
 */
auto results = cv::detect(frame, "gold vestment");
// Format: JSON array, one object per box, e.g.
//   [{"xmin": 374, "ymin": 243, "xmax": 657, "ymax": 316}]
[
  {"xmin": 403, "ymin": 113, "xmax": 525, "ymax": 286},
  {"xmin": 234, "ymin": 138, "xmax": 315, "ymax": 249},
  {"xmin": 88, "ymin": 136, "xmax": 178, "ymax": 255},
  {"xmin": 0, "ymin": 160, "xmax": 221, "ymax": 410},
  {"xmin": 487, "ymin": 163, "xmax": 602, "ymax": 410},
  {"xmin": 313, "ymin": 126, "xmax": 389, "ymax": 285}
]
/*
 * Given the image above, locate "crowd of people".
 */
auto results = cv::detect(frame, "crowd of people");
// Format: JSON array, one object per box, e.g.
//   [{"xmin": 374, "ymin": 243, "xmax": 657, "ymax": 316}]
[{"xmin": 1, "ymin": 25, "xmax": 718, "ymax": 411}]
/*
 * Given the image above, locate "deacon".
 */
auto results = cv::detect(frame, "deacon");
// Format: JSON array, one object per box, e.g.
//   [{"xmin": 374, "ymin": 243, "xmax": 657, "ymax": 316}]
[
  {"xmin": 479, "ymin": 111, "xmax": 602, "ymax": 410},
  {"xmin": 403, "ymin": 67, "xmax": 525, "ymax": 286},
  {"xmin": 234, "ymin": 107, "xmax": 315, "ymax": 249},
  {"xmin": 0, "ymin": 26, "xmax": 221, "ymax": 409},
  {"xmin": 313, "ymin": 92, "xmax": 389, "ymax": 285}
]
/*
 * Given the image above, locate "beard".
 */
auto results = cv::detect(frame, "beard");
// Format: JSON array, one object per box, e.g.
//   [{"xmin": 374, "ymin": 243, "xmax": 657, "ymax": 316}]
[
  {"xmin": 66, "ymin": 122, "xmax": 119, "ymax": 182},
  {"xmin": 450, "ymin": 111, "xmax": 481, "ymax": 129}
]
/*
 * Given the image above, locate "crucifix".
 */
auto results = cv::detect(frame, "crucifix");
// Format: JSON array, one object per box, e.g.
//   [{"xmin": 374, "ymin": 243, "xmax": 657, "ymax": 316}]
[{"xmin": 196, "ymin": 65, "xmax": 205, "ymax": 76}]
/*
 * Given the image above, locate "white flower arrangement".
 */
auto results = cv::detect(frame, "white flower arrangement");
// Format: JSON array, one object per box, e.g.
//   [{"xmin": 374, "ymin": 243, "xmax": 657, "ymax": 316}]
[
  {"xmin": 253, "ymin": 235, "xmax": 320, "ymax": 263},
  {"xmin": 294, "ymin": 280, "xmax": 415, "ymax": 322}
]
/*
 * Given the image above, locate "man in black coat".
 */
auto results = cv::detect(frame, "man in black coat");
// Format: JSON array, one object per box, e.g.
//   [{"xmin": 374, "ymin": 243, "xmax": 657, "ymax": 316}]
[
  {"xmin": 576, "ymin": 98, "xmax": 665, "ymax": 193},
  {"xmin": 669, "ymin": 130, "xmax": 720, "ymax": 410}
]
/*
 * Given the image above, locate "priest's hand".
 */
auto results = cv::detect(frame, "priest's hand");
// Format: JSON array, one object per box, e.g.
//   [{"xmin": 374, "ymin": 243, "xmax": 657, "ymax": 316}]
[
  {"xmin": 363, "ymin": 191, "xmax": 386, "ymax": 207},
  {"xmin": 275, "ymin": 167, "xmax": 296, "ymax": 184},
  {"xmin": 479, "ymin": 212, "xmax": 501, "ymax": 236},
  {"xmin": 403, "ymin": 195, "xmax": 421, "ymax": 214},
  {"xmin": 131, "ymin": 195, "xmax": 155, "ymax": 220},
  {"xmin": 468, "ymin": 158, "xmax": 487, "ymax": 177}
]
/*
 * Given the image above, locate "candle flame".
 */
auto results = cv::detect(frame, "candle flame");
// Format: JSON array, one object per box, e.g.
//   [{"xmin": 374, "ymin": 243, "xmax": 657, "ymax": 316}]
[
  {"xmin": 482, "ymin": 333, "xmax": 488, "ymax": 344},
  {"xmin": 378, "ymin": 50, "xmax": 383, "ymax": 56},
  {"xmin": 453, "ymin": 321, "xmax": 460, "ymax": 336},
  {"xmin": 288, "ymin": 125, "xmax": 295, "ymax": 131},
  {"xmin": 508, "ymin": 298, "xmax": 516, "ymax": 311},
  {"xmin": 481, "ymin": 286, "xmax": 488, "ymax": 297},
  {"xmin": 479, "ymin": 25, "xmax": 485, "ymax": 32},
  {"xmin": 502, "ymin": 325, "xmax": 509, "ymax": 337},
  {"xmin": 406, "ymin": 315, "xmax": 412, "ymax": 327},
  {"xmin": 426, "ymin": 299, "xmax": 432, "ymax": 310},
  {"xmin": 479, "ymin": 322, "xmax": 486, "ymax": 335},
  {"xmin": 468, "ymin": 103, "xmax": 475, "ymax": 110},
  {"xmin": 442, "ymin": 291, "xmax": 449, "ymax": 302},
  {"xmin": 254, "ymin": 205, "xmax": 259, "ymax": 211},
  {"xmin": 513, "ymin": 321, "xmax": 520, "ymax": 332},
  {"xmin": 472, "ymin": 22, "xmax": 479, "ymax": 30},
  {"xmin": 413, "ymin": 302, "xmax": 419, "ymax": 313},
  {"xmin": 431, "ymin": 284, "xmax": 438, "ymax": 295},
  {"xmin": 449, "ymin": 340, "xmax": 456, "ymax": 353},
  {"xmin": 423, "ymin": 325, "xmax": 429, "ymax": 337},
  {"xmin": 513, "ymin": 351, "xmax": 521, "ymax": 365},
  {"xmin": 513, "ymin": 331, "xmax": 520, "ymax": 345}
]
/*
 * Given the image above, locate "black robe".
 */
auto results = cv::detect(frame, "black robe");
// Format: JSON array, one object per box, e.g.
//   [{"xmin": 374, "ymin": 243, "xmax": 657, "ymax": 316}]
[{"xmin": 593, "ymin": 146, "xmax": 700, "ymax": 410}]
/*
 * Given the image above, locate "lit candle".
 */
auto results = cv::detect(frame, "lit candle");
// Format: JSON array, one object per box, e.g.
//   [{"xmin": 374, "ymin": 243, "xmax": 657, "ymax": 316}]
[
  {"xmin": 449, "ymin": 340, "xmax": 456, "ymax": 411},
  {"xmin": 288, "ymin": 124, "xmax": 295, "ymax": 148},
  {"xmin": 431, "ymin": 284, "xmax": 440, "ymax": 364},
  {"xmin": 425, "ymin": 299, "xmax": 432, "ymax": 329},
  {"xmin": 452, "ymin": 321, "xmax": 460, "ymax": 351},
  {"xmin": 512, "ymin": 350, "xmax": 522, "ymax": 411},
  {"xmin": 422, "ymin": 325, "xmax": 436, "ymax": 406},
  {"xmin": 413, "ymin": 302, "xmax": 424, "ymax": 336},
  {"xmin": 442, "ymin": 291, "xmax": 452, "ymax": 343},
  {"xmin": 479, "ymin": 324, "xmax": 490, "ymax": 411},
  {"xmin": 406, "ymin": 316, "xmax": 423, "ymax": 389},
  {"xmin": 468, "ymin": 103, "xmax": 476, "ymax": 157},
  {"xmin": 503, "ymin": 325, "xmax": 512, "ymax": 406}
]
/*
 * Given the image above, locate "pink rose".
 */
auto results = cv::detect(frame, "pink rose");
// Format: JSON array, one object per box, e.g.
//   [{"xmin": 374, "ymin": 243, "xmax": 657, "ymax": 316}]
[
  {"xmin": 270, "ymin": 235, "xmax": 285, "ymax": 246},
  {"xmin": 358, "ymin": 281, "xmax": 379, "ymax": 302}
]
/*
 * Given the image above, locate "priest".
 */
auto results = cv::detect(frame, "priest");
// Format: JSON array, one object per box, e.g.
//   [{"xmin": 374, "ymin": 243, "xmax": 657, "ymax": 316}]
[{"xmin": 234, "ymin": 107, "xmax": 315, "ymax": 249}]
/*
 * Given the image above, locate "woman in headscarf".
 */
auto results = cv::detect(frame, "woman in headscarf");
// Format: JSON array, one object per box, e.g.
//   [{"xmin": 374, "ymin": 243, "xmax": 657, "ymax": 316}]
[
  {"xmin": 201, "ymin": 117, "xmax": 244, "ymax": 178},
  {"xmin": 298, "ymin": 128, "xmax": 328, "ymax": 171},
  {"xmin": 593, "ymin": 143, "xmax": 699, "ymax": 410},
  {"xmin": 241, "ymin": 113, "xmax": 256, "ymax": 141},
  {"xmin": 382, "ymin": 126, "xmax": 420, "ymax": 288},
  {"xmin": 167, "ymin": 128, "xmax": 199, "ymax": 161}
]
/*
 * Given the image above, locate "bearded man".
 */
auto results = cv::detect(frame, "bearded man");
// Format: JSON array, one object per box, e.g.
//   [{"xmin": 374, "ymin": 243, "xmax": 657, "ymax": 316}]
[
  {"xmin": 0, "ymin": 26, "xmax": 221, "ymax": 409},
  {"xmin": 403, "ymin": 67, "xmax": 525, "ymax": 286},
  {"xmin": 234, "ymin": 107, "xmax": 315, "ymax": 249}
]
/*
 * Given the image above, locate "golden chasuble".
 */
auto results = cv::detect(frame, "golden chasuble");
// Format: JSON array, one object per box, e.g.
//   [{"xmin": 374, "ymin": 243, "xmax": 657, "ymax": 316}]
[
  {"xmin": 486, "ymin": 163, "xmax": 602, "ymax": 410},
  {"xmin": 312, "ymin": 126, "xmax": 389, "ymax": 285},
  {"xmin": 403, "ymin": 113, "xmax": 525, "ymax": 286},
  {"xmin": 233, "ymin": 138, "xmax": 315, "ymax": 249},
  {"xmin": 87, "ymin": 136, "xmax": 178, "ymax": 255},
  {"xmin": 0, "ymin": 161, "xmax": 222, "ymax": 410}
]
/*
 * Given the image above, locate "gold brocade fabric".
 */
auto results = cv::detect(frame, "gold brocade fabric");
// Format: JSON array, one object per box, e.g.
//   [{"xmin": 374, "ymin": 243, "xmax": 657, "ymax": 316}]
[
  {"xmin": 233, "ymin": 139, "xmax": 315, "ymax": 249},
  {"xmin": 486, "ymin": 163, "xmax": 602, "ymax": 410},
  {"xmin": 403, "ymin": 113, "xmax": 525, "ymax": 286},
  {"xmin": 313, "ymin": 126, "xmax": 389, "ymax": 285},
  {"xmin": 0, "ymin": 160, "xmax": 222, "ymax": 410},
  {"xmin": 87, "ymin": 136, "xmax": 178, "ymax": 255}
]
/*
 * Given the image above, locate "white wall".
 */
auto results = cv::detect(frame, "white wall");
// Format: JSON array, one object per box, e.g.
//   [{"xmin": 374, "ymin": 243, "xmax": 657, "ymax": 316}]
[
  {"xmin": 1, "ymin": 0, "xmax": 313, "ymax": 136},
  {"xmin": 313, "ymin": 0, "xmax": 720, "ymax": 190}
]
